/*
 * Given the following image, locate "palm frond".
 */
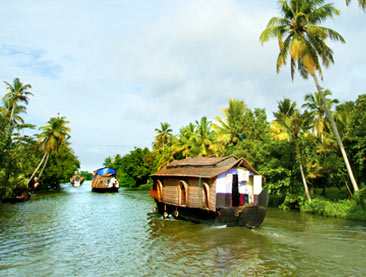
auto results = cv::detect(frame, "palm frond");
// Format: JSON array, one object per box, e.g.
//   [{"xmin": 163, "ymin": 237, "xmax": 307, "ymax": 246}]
[
  {"xmin": 346, "ymin": 0, "xmax": 366, "ymax": 12},
  {"xmin": 310, "ymin": 3, "xmax": 340, "ymax": 24},
  {"xmin": 267, "ymin": 16, "xmax": 291, "ymax": 27},
  {"xmin": 260, "ymin": 25, "xmax": 288, "ymax": 44}
]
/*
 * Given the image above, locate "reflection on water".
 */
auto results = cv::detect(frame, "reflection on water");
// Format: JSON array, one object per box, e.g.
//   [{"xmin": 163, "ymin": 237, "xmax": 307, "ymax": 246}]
[{"xmin": 1, "ymin": 181, "xmax": 365, "ymax": 276}]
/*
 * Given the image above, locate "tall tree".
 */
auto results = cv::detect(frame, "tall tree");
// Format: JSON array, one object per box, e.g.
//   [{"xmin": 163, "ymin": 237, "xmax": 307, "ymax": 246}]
[
  {"xmin": 0, "ymin": 97, "xmax": 26, "ymax": 126},
  {"xmin": 212, "ymin": 99, "xmax": 247, "ymax": 145},
  {"xmin": 260, "ymin": 0, "xmax": 359, "ymax": 192},
  {"xmin": 302, "ymin": 89, "xmax": 339, "ymax": 142},
  {"xmin": 154, "ymin": 122, "xmax": 172, "ymax": 150},
  {"xmin": 193, "ymin": 116, "xmax": 222, "ymax": 157},
  {"xmin": 28, "ymin": 115, "xmax": 71, "ymax": 185},
  {"xmin": 274, "ymin": 98, "xmax": 313, "ymax": 202},
  {"xmin": 3, "ymin": 78, "xmax": 33, "ymax": 128}
]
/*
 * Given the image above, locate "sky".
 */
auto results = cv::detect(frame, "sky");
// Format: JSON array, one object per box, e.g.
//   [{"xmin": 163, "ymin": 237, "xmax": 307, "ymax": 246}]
[{"xmin": 0, "ymin": 0, "xmax": 365, "ymax": 172}]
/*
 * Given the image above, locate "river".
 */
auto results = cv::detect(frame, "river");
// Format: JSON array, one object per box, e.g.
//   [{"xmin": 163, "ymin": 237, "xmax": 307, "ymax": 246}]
[{"xmin": 1, "ymin": 181, "xmax": 365, "ymax": 276}]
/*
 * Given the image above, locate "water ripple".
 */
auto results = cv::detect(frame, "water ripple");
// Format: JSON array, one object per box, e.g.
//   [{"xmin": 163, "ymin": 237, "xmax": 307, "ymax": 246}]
[{"xmin": 1, "ymin": 183, "xmax": 366, "ymax": 276}]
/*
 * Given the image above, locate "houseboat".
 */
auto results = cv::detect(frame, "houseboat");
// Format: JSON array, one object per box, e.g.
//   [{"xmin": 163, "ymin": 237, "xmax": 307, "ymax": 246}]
[
  {"xmin": 91, "ymin": 167, "xmax": 120, "ymax": 192},
  {"xmin": 70, "ymin": 174, "xmax": 84, "ymax": 187},
  {"xmin": 150, "ymin": 156, "xmax": 268, "ymax": 228}
]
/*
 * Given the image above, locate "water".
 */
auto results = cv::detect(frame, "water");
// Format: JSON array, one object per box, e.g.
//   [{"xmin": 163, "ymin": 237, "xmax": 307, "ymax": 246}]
[{"xmin": 1, "ymin": 181, "xmax": 366, "ymax": 276}]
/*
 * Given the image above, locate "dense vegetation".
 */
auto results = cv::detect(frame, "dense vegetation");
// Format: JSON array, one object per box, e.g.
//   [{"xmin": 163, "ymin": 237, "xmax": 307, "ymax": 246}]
[
  {"xmin": 105, "ymin": 95, "xmax": 366, "ymax": 219},
  {"xmin": 1, "ymin": 0, "xmax": 365, "ymax": 220},
  {"xmin": 104, "ymin": 0, "xmax": 366, "ymax": 221},
  {"xmin": 0, "ymin": 78, "xmax": 80, "ymax": 199},
  {"xmin": 80, "ymin": 171, "xmax": 93, "ymax": 181}
]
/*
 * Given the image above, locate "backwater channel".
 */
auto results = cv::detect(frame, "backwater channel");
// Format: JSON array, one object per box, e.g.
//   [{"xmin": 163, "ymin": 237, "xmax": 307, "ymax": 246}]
[{"xmin": 1, "ymin": 181, "xmax": 366, "ymax": 276}]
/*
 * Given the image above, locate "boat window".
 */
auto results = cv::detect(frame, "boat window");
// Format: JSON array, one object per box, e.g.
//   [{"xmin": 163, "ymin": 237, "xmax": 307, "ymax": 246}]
[
  {"xmin": 201, "ymin": 183, "xmax": 210, "ymax": 209},
  {"xmin": 178, "ymin": 180, "xmax": 188, "ymax": 206},
  {"xmin": 157, "ymin": 180, "xmax": 163, "ymax": 201}
]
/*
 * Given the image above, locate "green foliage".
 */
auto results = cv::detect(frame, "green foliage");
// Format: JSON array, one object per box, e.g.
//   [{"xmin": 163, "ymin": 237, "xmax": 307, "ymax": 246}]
[
  {"xmin": 302, "ymin": 194, "xmax": 366, "ymax": 220},
  {"xmin": 302, "ymin": 198, "xmax": 351, "ymax": 217},
  {"xmin": 79, "ymin": 171, "xmax": 93, "ymax": 180},
  {"xmin": 353, "ymin": 187, "xmax": 366, "ymax": 209},
  {"xmin": 260, "ymin": 0, "xmax": 344, "ymax": 80},
  {"xmin": 40, "ymin": 145, "xmax": 80, "ymax": 189},
  {"xmin": 0, "ymin": 79, "xmax": 80, "ymax": 199},
  {"xmin": 104, "ymin": 148, "xmax": 157, "ymax": 188}
]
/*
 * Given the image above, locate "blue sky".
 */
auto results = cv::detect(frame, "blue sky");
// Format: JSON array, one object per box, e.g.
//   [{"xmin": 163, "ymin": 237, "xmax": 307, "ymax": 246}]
[{"xmin": 1, "ymin": 0, "xmax": 365, "ymax": 172}]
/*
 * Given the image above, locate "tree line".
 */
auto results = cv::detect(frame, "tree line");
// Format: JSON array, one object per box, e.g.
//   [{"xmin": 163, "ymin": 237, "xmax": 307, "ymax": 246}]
[
  {"xmin": 105, "ymin": 0, "xmax": 366, "ymax": 219},
  {"xmin": 0, "ymin": 78, "xmax": 80, "ymax": 200}
]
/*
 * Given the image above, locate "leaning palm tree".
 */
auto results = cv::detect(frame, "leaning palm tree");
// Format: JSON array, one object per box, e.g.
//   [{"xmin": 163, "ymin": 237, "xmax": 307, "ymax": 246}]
[
  {"xmin": 3, "ymin": 78, "xmax": 33, "ymax": 127},
  {"xmin": 260, "ymin": 0, "xmax": 359, "ymax": 192},
  {"xmin": 154, "ymin": 122, "xmax": 173, "ymax": 150},
  {"xmin": 274, "ymin": 98, "xmax": 313, "ymax": 202},
  {"xmin": 27, "ymin": 115, "xmax": 71, "ymax": 185},
  {"xmin": 302, "ymin": 89, "xmax": 339, "ymax": 142}
]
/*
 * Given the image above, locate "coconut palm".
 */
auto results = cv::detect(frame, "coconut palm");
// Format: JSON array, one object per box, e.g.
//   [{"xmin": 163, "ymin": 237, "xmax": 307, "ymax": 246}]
[
  {"xmin": 274, "ymin": 98, "xmax": 313, "ymax": 202},
  {"xmin": 28, "ymin": 115, "xmax": 71, "ymax": 185},
  {"xmin": 154, "ymin": 122, "xmax": 173, "ymax": 150},
  {"xmin": 212, "ymin": 99, "xmax": 247, "ymax": 145},
  {"xmin": 346, "ymin": 0, "xmax": 366, "ymax": 11},
  {"xmin": 302, "ymin": 89, "xmax": 339, "ymax": 142},
  {"xmin": 0, "ymin": 97, "xmax": 26, "ymax": 126},
  {"xmin": 260, "ymin": 0, "xmax": 359, "ymax": 192},
  {"xmin": 3, "ymin": 78, "xmax": 33, "ymax": 127},
  {"xmin": 171, "ymin": 123, "xmax": 196, "ymax": 158},
  {"xmin": 193, "ymin": 116, "xmax": 222, "ymax": 157}
]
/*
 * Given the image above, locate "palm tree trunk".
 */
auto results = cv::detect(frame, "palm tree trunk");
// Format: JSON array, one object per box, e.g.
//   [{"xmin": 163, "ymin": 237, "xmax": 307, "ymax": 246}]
[
  {"xmin": 27, "ymin": 152, "xmax": 47, "ymax": 186},
  {"xmin": 295, "ymin": 138, "xmax": 312, "ymax": 202},
  {"xmin": 8, "ymin": 101, "xmax": 17, "ymax": 128},
  {"xmin": 312, "ymin": 75, "xmax": 359, "ymax": 192},
  {"xmin": 37, "ymin": 153, "xmax": 49, "ymax": 179}
]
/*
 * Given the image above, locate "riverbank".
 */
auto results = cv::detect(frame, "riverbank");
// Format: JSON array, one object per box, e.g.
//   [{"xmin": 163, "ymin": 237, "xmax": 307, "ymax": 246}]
[
  {"xmin": 269, "ymin": 187, "xmax": 366, "ymax": 222},
  {"xmin": 301, "ymin": 191, "xmax": 366, "ymax": 221}
]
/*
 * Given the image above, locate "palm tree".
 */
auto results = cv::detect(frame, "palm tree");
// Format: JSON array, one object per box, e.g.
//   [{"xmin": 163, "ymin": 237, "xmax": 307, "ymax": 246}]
[
  {"xmin": 27, "ymin": 115, "xmax": 71, "ymax": 185},
  {"xmin": 346, "ymin": 0, "xmax": 366, "ymax": 11},
  {"xmin": 193, "ymin": 116, "xmax": 222, "ymax": 157},
  {"xmin": 212, "ymin": 99, "xmax": 247, "ymax": 145},
  {"xmin": 171, "ymin": 123, "xmax": 196, "ymax": 158},
  {"xmin": 302, "ymin": 89, "xmax": 339, "ymax": 142},
  {"xmin": 154, "ymin": 122, "xmax": 173, "ymax": 150},
  {"xmin": 274, "ymin": 98, "xmax": 313, "ymax": 202},
  {"xmin": 260, "ymin": 0, "xmax": 359, "ymax": 192},
  {"xmin": 0, "ymin": 97, "xmax": 26, "ymax": 126},
  {"xmin": 3, "ymin": 78, "xmax": 33, "ymax": 127}
]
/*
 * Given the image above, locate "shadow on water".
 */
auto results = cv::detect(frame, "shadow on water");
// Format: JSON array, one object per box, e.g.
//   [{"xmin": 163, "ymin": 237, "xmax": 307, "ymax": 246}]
[{"xmin": 1, "ymin": 183, "xmax": 366, "ymax": 276}]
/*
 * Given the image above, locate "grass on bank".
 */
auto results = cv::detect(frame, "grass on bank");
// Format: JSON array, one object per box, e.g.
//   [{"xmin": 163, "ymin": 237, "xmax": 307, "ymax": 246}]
[{"xmin": 301, "ymin": 187, "xmax": 366, "ymax": 221}]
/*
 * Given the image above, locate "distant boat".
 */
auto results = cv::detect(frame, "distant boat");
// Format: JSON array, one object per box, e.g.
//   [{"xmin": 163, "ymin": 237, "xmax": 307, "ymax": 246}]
[
  {"xmin": 9, "ymin": 187, "xmax": 31, "ymax": 202},
  {"xmin": 150, "ymin": 156, "xmax": 269, "ymax": 228},
  {"xmin": 91, "ymin": 167, "xmax": 119, "ymax": 192},
  {"xmin": 70, "ymin": 175, "xmax": 84, "ymax": 187}
]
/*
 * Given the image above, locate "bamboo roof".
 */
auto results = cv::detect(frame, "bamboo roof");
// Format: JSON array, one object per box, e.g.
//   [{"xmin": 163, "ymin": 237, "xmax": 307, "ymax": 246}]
[{"xmin": 151, "ymin": 156, "xmax": 260, "ymax": 179}]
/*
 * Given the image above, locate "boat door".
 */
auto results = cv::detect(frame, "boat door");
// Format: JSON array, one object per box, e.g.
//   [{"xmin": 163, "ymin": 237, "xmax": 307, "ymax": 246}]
[{"xmin": 232, "ymin": 174, "xmax": 240, "ymax": 206}]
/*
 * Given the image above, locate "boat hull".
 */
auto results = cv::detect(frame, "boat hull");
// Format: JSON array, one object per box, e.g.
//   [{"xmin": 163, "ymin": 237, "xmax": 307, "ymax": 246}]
[
  {"xmin": 91, "ymin": 187, "xmax": 119, "ymax": 193},
  {"xmin": 154, "ymin": 187, "xmax": 268, "ymax": 228},
  {"xmin": 72, "ymin": 181, "xmax": 81, "ymax": 187}
]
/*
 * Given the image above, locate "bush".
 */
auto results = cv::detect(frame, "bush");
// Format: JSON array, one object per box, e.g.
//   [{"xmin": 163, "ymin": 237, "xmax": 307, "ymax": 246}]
[{"xmin": 301, "ymin": 195, "xmax": 366, "ymax": 221}]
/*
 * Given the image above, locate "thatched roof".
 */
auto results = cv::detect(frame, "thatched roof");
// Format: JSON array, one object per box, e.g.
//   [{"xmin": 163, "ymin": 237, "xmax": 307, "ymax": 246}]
[{"xmin": 151, "ymin": 156, "xmax": 260, "ymax": 179}]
